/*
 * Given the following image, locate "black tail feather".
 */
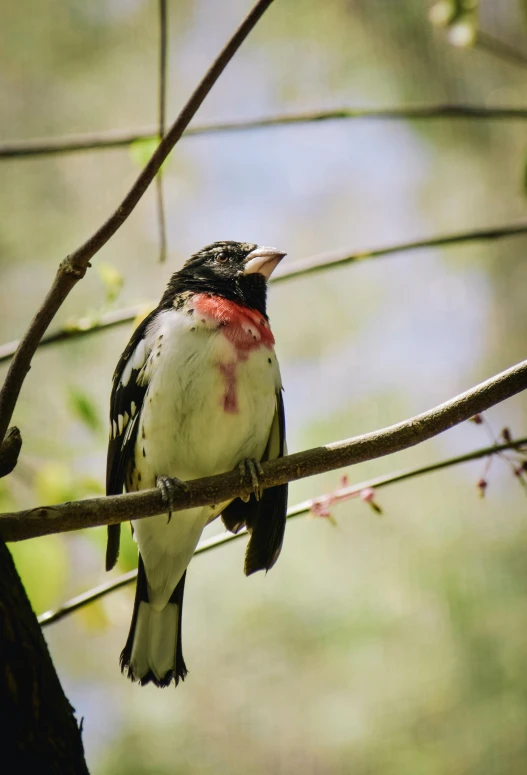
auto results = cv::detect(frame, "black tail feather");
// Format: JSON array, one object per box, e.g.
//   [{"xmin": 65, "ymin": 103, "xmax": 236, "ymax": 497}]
[
  {"xmin": 120, "ymin": 557, "xmax": 188, "ymax": 687},
  {"xmin": 222, "ymin": 495, "xmax": 257, "ymax": 534},
  {"xmin": 172, "ymin": 570, "xmax": 188, "ymax": 685},
  {"xmin": 120, "ymin": 554, "xmax": 148, "ymax": 678},
  {"xmin": 244, "ymin": 483, "xmax": 288, "ymax": 576},
  {"xmin": 105, "ymin": 524, "xmax": 121, "ymax": 571}
]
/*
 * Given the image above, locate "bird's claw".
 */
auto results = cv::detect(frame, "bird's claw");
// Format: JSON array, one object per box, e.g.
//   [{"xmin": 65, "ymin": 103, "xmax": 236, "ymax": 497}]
[
  {"xmin": 156, "ymin": 475, "xmax": 189, "ymax": 522},
  {"xmin": 238, "ymin": 458, "xmax": 264, "ymax": 501}
]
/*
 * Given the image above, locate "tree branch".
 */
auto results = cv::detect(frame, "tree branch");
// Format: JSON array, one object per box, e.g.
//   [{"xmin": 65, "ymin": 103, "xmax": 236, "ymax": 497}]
[
  {"xmin": 0, "ymin": 427, "xmax": 22, "ymax": 479},
  {"xmin": 0, "ymin": 0, "xmax": 276, "ymax": 444},
  {"xmin": 2, "ymin": 104, "xmax": 527, "ymax": 159},
  {"xmin": 2, "ymin": 358, "xmax": 527, "ymax": 542},
  {"xmin": 476, "ymin": 31, "xmax": 527, "ymax": 70},
  {"xmin": 37, "ymin": 433, "xmax": 527, "ymax": 628},
  {"xmin": 0, "ymin": 540, "xmax": 89, "ymax": 771},
  {"xmin": 0, "ymin": 305, "xmax": 148, "ymax": 365},
  {"xmin": 1, "ymin": 219, "xmax": 526, "ymax": 366},
  {"xmin": 156, "ymin": 0, "xmax": 168, "ymax": 263}
]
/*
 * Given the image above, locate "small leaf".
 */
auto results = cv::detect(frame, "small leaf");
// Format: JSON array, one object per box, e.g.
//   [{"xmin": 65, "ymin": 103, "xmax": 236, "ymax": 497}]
[
  {"xmin": 68, "ymin": 386, "xmax": 101, "ymax": 433},
  {"xmin": 129, "ymin": 138, "xmax": 159, "ymax": 169},
  {"xmin": 129, "ymin": 137, "xmax": 171, "ymax": 174},
  {"xmin": 96, "ymin": 263, "xmax": 124, "ymax": 305}
]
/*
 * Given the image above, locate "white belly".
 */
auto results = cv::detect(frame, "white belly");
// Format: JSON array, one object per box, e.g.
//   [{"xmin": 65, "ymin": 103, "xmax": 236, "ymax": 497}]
[{"xmin": 130, "ymin": 307, "xmax": 281, "ymax": 608}]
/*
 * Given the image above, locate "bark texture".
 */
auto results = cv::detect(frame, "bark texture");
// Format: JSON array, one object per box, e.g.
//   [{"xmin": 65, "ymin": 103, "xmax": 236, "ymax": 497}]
[{"xmin": 0, "ymin": 541, "xmax": 89, "ymax": 774}]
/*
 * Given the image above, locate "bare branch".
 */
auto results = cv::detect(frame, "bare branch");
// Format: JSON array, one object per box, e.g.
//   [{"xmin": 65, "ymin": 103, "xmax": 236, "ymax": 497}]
[
  {"xmin": 0, "ymin": 427, "xmax": 22, "ymax": 478},
  {"xmin": 0, "ymin": 0, "xmax": 276, "ymax": 444},
  {"xmin": 38, "ymin": 434, "xmax": 527, "ymax": 627},
  {"xmin": 1, "ymin": 220, "xmax": 526, "ymax": 367},
  {"xmin": 0, "ymin": 305, "xmax": 148, "ymax": 365},
  {"xmin": 2, "ymin": 358, "xmax": 527, "ymax": 542},
  {"xmin": 476, "ymin": 31, "xmax": 527, "ymax": 70},
  {"xmin": 2, "ymin": 104, "xmax": 527, "ymax": 159},
  {"xmin": 272, "ymin": 220, "xmax": 527, "ymax": 282},
  {"xmin": 156, "ymin": 0, "xmax": 168, "ymax": 263}
]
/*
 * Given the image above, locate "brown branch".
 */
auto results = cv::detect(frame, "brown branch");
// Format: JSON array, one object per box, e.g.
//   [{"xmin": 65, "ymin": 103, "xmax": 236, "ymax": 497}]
[
  {"xmin": 0, "ymin": 305, "xmax": 150, "ymax": 365},
  {"xmin": 2, "ymin": 104, "xmax": 527, "ymax": 159},
  {"xmin": 0, "ymin": 541, "xmax": 89, "ymax": 771},
  {"xmin": 156, "ymin": 0, "xmax": 168, "ymax": 263},
  {"xmin": 271, "ymin": 220, "xmax": 527, "ymax": 282},
  {"xmin": 0, "ymin": 0, "xmax": 276, "ymax": 444},
  {"xmin": 476, "ymin": 31, "xmax": 527, "ymax": 70},
  {"xmin": 0, "ymin": 427, "xmax": 22, "ymax": 478},
  {"xmin": 37, "ymin": 434, "xmax": 527, "ymax": 628},
  {"xmin": 2, "ymin": 219, "xmax": 527, "ymax": 367},
  {"xmin": 2, "ymin": 357, "xmax": 527, "ymax": 542}
]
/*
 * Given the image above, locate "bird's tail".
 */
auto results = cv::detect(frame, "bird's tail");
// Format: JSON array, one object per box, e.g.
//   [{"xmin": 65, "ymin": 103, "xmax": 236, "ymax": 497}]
[{"xmin": 120, "ymin": 555, "xmax": 188, "ymax": 687}]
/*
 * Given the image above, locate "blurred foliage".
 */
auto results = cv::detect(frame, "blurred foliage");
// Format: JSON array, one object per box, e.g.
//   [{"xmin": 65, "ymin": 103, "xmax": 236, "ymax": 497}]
[
  {"xmin": 2, "ymin": 0, "xmax": 527, "ymax": 773},
  {"xmin": 96, "ymin": 263, "xmax": 124, "ymax": 306},
  {"xmin": 68, "ymin": 386, "xmax": 103, "ymax": 434},
  {"xmin": 429, "ymin": 1, "xmax": 479, "ymax": 47}
]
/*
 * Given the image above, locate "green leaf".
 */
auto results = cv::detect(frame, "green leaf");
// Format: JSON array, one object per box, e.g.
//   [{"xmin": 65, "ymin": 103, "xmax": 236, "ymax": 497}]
[
  {"xmin": 96, "ymin": 262, "xmax": 124, "ymax": 305},
  {"xmin": 129, "ymin": 137, "xmax": 158, "ymax": 168},
  {"xmin": 68, "ymin": 386, "xmax": 101, "ymax": 433},
  {"xmin": 129, "ymin": 137, "xmax": 170, "ymax": 173}
]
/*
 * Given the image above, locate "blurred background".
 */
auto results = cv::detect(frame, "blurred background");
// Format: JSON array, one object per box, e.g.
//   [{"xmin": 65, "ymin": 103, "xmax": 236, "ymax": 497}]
[{"xmin": 2, "ymin": 0, "xmax": 527, "ymax": 772}]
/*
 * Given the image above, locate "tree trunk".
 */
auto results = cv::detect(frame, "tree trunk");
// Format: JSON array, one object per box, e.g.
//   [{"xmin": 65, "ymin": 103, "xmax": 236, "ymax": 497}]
[{"xmin": 0, "ymin": 540, "xmax": 89, "ymax": 774}]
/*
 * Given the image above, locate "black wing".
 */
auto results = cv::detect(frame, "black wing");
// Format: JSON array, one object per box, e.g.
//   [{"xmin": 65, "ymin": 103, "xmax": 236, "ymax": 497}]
[
  {"xmin": 105, "ymin": 310, "xmax": 157, "ymax": 571},
  {"xmin": 222, "ymin": 389, "xmax": 288, "ymax": 576}
]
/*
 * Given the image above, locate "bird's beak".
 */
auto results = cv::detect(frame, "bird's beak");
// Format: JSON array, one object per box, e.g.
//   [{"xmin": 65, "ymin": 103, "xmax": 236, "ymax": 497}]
[{"xmin": 243, "ymin": 246, "xmax": 286, "ymax": 280}]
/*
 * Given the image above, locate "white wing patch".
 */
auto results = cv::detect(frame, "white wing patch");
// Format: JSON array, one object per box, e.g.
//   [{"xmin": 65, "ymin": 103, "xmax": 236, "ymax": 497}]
[{"xmin": 132, "ymin": 338, "xmax": 147, "ymax": 370}]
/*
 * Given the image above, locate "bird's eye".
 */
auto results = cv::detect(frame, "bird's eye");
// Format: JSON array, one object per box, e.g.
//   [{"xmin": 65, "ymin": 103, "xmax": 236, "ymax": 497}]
[{"xmin": 216, "ymin": 252, "xmax": 229, "ymax": 263}]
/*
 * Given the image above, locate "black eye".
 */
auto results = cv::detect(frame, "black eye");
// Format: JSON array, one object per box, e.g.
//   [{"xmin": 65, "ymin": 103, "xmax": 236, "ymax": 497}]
[{"xmin": 216, "ymin": 252, "xmax": 229, "ymax": 263}]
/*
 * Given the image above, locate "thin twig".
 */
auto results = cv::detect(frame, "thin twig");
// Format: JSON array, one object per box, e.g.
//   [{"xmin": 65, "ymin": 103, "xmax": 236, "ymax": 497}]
[
  {"xmin": 2, "ymin": 105, "xmax": 527, "ymax": 159},
  {"xmin": 156, "ymin": 0, "xmax": 168, "ymax": 263},
  {"xmin": 0, "ymin": 428, "xmax": 22, "ymax": 479},
  {"xmin": 2, "ymin": 357, "xmax": 527, "ymax": 542},
  {"xmin": 0, "ymin": 305, "xmax": 151, "ymax": 365},
  {"xmin": 2, "ymin": 219, "xmax": 527, "ymax": 367},
  {"xmin": 37, "ymin": 434, "xmax": 527, "ymax": 627},
  {"xmin": 271, "ymin": 220, "xmax": 527, "ymax": 282},
  {"xmin": 0, "ymin": 0, "xmax": 276, "ymax": 444},
  {"xmin": 476, "ymin": 31, "xmax": 527, "ymax": 70}
]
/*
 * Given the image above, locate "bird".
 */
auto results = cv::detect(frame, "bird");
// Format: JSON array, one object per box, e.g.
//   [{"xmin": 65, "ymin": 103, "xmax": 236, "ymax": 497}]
[{"xmin": 106, "ymin": 241, "xmax": 288, "ymax": 687}]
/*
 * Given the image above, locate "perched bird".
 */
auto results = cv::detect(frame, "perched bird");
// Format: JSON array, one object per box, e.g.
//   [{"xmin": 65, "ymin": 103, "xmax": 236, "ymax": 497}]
[{"xmin": 106, "ymin": 241, "xmax": 288, "ymax": 687}]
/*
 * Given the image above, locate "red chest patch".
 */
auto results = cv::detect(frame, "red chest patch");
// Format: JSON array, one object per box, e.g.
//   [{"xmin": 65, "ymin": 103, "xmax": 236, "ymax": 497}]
[
  {"xmin": 192, "ymin": 293, "xmax": 275, "ymax": 356},
  {"xmin": 192, "ymin": 293, "xmax": 275, "ymax": 415}
]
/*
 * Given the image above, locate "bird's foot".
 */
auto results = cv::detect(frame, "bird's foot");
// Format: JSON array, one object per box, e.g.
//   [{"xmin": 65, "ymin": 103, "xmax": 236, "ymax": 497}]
[
  {"xmin": 238, "ymin": 458, "xmax": 264, "ymax": 502},
  {"xmin": 156, "ymin": 475, "xmax": 189, "ymax": 522}
]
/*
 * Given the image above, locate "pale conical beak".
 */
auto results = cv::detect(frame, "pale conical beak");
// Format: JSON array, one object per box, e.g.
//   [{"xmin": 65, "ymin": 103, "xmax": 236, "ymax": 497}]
[{"xmin": 243, "ymin": 246, "xmax": 286, "ymax": 280}]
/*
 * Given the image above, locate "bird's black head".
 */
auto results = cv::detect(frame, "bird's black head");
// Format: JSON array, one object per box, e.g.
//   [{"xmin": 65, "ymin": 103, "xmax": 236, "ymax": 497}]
[{"xmin": 160, "ymin": 241, "xmax": 286, "ymax": 317}]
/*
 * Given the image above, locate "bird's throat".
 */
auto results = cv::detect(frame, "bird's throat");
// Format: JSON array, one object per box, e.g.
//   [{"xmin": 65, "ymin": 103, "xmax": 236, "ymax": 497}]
[
  {"xmin": 192, "ymin": 293, "xmax": 275, "ymax": 415},
  {"xmin": 192, "ymin": 293, "xmax": 275, "ymax": 357}
]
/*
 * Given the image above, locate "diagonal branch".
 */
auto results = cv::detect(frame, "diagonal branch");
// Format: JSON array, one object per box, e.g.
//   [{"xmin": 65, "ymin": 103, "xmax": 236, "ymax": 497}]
[
  {"xmin": 37, "ymin": 433, "xmax": 527, "ymax": 628},
  {"xmin": 1, "ymin": 219, "xmax": 527, "ymax": 366},
  {"xmin": 0, "ymin": 0, "xmax": 276, "ymax": 444},
  {"xmin": 2, "ymin": 357, "xmax": 527, "ymax": 542},
  {"xmin": 476, "ymin": 31, "xmax": 527, "ymax": 70},
  {"xmin": 0, "ymin": 427, "xmax": 22, "ymax": 478},
  {"xmin": 156, "ymin": 0, "xmax": 168, "ymax": 263},
  {"xmin": 3, "ymin": 105, "xmax": 527, "ymax": 159}
]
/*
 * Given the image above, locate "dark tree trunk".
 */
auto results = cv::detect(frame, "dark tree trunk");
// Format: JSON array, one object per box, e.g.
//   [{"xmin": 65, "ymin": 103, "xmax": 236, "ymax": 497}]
[{"xmin": 0, "ymin": 540, "xmax": 89, "ymax": 774}]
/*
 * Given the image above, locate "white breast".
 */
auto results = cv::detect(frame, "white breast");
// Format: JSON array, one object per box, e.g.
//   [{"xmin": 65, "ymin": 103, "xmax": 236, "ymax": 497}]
[
  {"xmin": 130, "ymin": 306, "xmax": 282, "ymax": 608},
  {"xmin": 134, "ymin": 307, "xmax": 280, "ymax": 485}
]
